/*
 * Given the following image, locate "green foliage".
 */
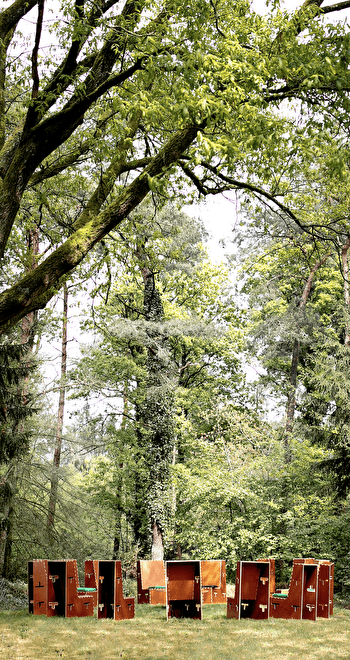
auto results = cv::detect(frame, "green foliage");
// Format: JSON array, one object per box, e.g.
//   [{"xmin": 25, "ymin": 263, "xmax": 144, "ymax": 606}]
[
  {"xmin": 2, "ymin": 0, "xmax": 350, "ymax": 328},
  {"xmin": 69, "ymin": 200, "xmax": 244, "ymax": 556},
  {"xmin": 0, "ymin": 410, "xmax": 118, "ymax": 579},
  {"xmin": 172, "ymin": 404, "xmax": 334, "ymax": 580},
  {"xmin": 3, "ymin": 0, "xmax": 350, "ymax": 589}
]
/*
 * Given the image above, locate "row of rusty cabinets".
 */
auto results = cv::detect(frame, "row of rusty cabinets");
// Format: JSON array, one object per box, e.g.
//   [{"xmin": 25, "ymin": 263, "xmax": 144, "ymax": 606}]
[
  {"xmin": 227, "ymin": 558, "xmax": 334, "ymax": 622},
  {"xmin": 137, "ymin": 560, "xmax": 226, "ymax": 619},
  {"xmin": 28, "ymin": 557, "xmax": 333, "ymax": 623},
  {"xmin": 28, "ymin": 559, "xmax": 134, "ymax": 620},
  {"xmin": 28, "ymin": 558, "xmax": 224, "ymax": 622}
]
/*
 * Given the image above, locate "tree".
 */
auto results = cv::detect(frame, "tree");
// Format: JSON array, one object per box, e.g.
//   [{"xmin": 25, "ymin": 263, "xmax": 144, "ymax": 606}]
[
  {"xmin": 234, "ymin": 112, "xmax": 350, "ymax": 495},
  {"xmin": 1, "ymin": 0, "xmax": 350, "ymax": 332},
  {"xmin": 70, "ymin": 200, "xmax": 243, "ymax": 558},
  {"xmin": 172, "ymin": 403, "xmax": 334, "ymax": 582}
]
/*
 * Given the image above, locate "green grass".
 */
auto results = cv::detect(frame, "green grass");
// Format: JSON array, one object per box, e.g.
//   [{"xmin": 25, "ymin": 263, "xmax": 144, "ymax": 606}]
[{"xmin": 1, "ymin": 605, "xmax": 350, "ymax": 660}]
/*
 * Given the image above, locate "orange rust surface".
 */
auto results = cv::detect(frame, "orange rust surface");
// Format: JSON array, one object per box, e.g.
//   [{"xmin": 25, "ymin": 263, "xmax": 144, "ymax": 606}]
[{"xmin": 140, "ymin": 560, "xmax": 166, "ymax": 589}]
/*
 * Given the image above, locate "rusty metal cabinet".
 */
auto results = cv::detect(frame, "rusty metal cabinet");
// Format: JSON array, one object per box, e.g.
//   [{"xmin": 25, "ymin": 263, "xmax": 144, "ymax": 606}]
[
  {"xmin": 28, "ymin": 560, "xmax": 95, "ymax": 617},
  {"xmin": 96, "ymin": 560, "xmax": 134, "ymax": 621},
  {"xmin": 166, "ymin": 560, "xmax": 202, "ymax": 620},
  {"xmin": 201, "ymin": 560, "xmax": 226, "ymax": 604},
  {"xmin": 227, "ymin": 560, "xmax": 273, "ymax": 620},
  {"xmin": 137, "ymin": 560, "xmax": 166, "ymax": 605}
]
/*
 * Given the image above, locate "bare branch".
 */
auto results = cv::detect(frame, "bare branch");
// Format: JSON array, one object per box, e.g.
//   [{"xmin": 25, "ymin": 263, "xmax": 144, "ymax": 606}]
[
  {"xmin": 31, "ymin": 0, "xmax": 45, "ymax": 100},
  {"xmin": 321, "ymin": 0, "xmax": 350, "ymax": 14}
]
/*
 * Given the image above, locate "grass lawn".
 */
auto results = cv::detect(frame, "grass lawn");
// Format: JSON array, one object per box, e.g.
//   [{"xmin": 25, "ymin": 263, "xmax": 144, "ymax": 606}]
[{"xmin": 1, "ymin": 604, "xmax": 349, "ymax": 660}]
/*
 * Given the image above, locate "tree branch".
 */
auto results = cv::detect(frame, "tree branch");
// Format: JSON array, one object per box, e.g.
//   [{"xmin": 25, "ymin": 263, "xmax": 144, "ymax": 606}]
[
  {"xmin": 321, "ymin": 0, "xmax": 350, "ymax": 14},
  {"xmin": 0, "ymin": 123, "xmax": 201, "ymax": 333},
  {"xmin": 31, "ymin": 0, "xmax": 44, "ymax": 100},
  {"xmin": 0, "ymin": 0, "xmax": 38, "ymax": 40}
]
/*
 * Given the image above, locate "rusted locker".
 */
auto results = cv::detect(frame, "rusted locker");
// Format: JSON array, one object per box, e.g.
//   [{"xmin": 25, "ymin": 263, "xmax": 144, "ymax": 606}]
[
  {"xmin": 114, "ymin": 560, "xmax": 134, "ymax": 620},
  {"xmin": 201, "ymin": 560, "xmax": 226, "ymax": 604},
  {"xmin": 97, "ymin": 560, "xmax": 135, "ymax": 621},
  {"xmin": 227, "ymin": 561, "xmax": 271, "ymax": 620},
  {"xmin": 270, "ymin": 559, "xmax": 314, "ymax": 620},
  {"xmin": 97, "ymin": 560, "xmax": 115, "ymax": 619},
  {"xmin": 28, "ymin": 560, "xmax": 48, "ymax": 615},
  {"xmin": 84, "ymin": 560, "xmax": 98, "ymax": 607},
  {"xmin": 166, "ymin": 560, "xmax": 202, "ymax": 620},
  {"xmin": 227, "ymin": 560, "xmax": 240, "ymax": 619},
  {"xmin": 317, "ymin": 560, "xmax": 334, "ymax": 619},
  {"xmin": 65, "ymin": 559, "xmax": 95, "ymax": 618},
  {"xmin": 137, "ymin": 560, "xmax": 166, "ymax": 605},
  {"xmin": 47, "ymin": 561, "xmax": 66, "ymax": 617}
]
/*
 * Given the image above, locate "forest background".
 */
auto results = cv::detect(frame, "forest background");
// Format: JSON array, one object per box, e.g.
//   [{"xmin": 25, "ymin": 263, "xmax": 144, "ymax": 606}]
[{"xmin": 2, "ymin": 0, "xmax": 350, "ymax": 597}]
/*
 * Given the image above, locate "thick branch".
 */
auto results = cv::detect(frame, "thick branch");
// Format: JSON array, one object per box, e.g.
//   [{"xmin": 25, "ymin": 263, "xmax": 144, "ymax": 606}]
[
  {"xmin": 0, "ymin": 0, "xmax": 38, "ymax": 40},
  {"xmin": 0, "ymin": 29, "xmax": 14, "ymax": 151},
  {"xmin": 31, "ymin": 0, "xmax": 145, "ymax": 126},
  {"xmin": 0, "ymin": 57, "xmax": 143, "ymax": 260},
  {"xmin": 29, "ymin": 141, "xmax": 94, "ymax": 186},
  {"xmin": 0, "ymin": 123, "xmax": 200, "ymax": 333},
  {"xmin": 321, "ymin": 0, "xmax": 350, "ymax": 13}
]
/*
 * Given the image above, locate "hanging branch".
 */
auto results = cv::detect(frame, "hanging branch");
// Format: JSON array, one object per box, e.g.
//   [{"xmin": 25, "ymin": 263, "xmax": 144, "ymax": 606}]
[{"xmin": 31, "ymin": 0, "xmax": 45, "ymax": 100}]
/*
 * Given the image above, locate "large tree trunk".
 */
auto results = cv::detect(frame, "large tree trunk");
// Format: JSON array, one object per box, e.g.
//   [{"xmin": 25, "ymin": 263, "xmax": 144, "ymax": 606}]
[
  {"xmin": 151, "ymin": 521, "xmax": 164, "ymax": 561},
  {"xmin": 132, "ymin": 252, "xmax": 175, "ymax": 559},
  {"xmin": 47, "ymin": 283, "xmax": 68, "ymax": 541}
]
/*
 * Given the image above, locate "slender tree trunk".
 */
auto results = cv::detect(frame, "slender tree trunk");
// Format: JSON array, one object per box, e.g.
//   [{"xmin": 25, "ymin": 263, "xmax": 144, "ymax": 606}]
[
  {"xmin": 113, "ymin": 383, "xmax": 129, "ymax": 558},
  {"xmin": 341, "ymin": 237, "xmax": 350, "ymax": 346},
  {"xmin": 284, "ymin": 253, "xmax": 331, "ymax": 461},
  {"xmin": 47, "ymin": 283, "xmax": 68, "ymax": 539},
  {"xmin": 112, "ymin": 464, "xmax": 123, "ymax": 558},
  {"xmin": 284, "ymin": 338, "xmax": 300, "ymax": 462}
]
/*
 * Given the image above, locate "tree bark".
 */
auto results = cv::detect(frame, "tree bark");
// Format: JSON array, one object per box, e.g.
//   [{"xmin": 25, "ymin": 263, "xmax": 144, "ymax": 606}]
[{"xmin": 151, "ymin": 521, "xmax": 164, "ymax": 561}]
